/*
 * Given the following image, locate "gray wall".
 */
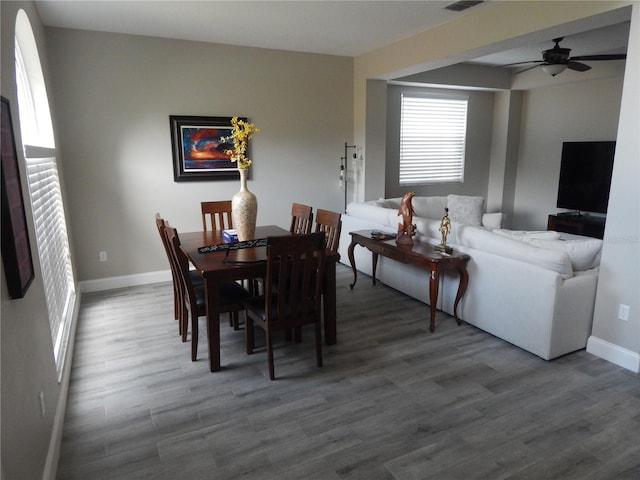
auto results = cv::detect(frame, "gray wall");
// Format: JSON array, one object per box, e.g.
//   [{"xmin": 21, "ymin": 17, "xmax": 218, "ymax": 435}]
[
  {"xmin": 512, "ymin": 77, "xmax": 623, "ymax": 230},
  {"xmin": 1, "ymin": 4, "xmax": 66, "ymax": 480},
  {"xmin": 385, "ymin": 84, "xmax": 494, "ymax": 200},
  {"xmin": 45, "ymin": 28, "xmax": 353, "ymax": 282}
]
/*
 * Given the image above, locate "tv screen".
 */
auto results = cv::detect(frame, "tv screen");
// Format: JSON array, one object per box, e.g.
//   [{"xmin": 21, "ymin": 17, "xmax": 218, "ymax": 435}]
[{"xmin": 556, "ymin": 141, "xmax": 616, "ymax": 214}]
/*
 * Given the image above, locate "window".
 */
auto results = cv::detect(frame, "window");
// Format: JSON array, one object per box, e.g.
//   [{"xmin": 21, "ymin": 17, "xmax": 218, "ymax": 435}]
[
  {"xmin": 399, "ymin": 94, "xmax": 468, "ymax": 185},
  {"xmin": 15, "ymin": 10, "xmax": 76, "ymax": 380}
]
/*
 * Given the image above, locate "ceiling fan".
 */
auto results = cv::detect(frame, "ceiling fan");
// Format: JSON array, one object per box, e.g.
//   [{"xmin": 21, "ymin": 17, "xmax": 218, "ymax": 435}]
[{"xmin": 504, "ymin": 37, "xmax": 627, "ymax": 76}]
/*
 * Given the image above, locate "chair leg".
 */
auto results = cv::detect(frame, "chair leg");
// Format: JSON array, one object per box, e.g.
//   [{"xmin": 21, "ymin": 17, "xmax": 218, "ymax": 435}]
[
  {"xmin": 267, "ymin": 328, "xmax": 275, "ymax": 380},
  {"xmin": 180, "ymin": 303, "xmax": 188, "ymax": 342},
  {"xmin": 315, "ymin": 321, "xmax": 323, "ymax": 368},
  {"xmin": 246, "ymin": 313, "xmax": 254, "ymax": 355},
  {"xmin": 191, "ymin": 313, "xmax": 198, "ymax": 361}
]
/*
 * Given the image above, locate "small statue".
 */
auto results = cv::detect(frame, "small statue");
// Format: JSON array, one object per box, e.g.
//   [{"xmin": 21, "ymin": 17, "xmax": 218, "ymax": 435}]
[
  {"xmin": 396, "ymin": 191, "xmax": 417, "ymax": 245},
  {"xmin": 435, "ymin": 207, "xmax": 453, "ymax": 254}
]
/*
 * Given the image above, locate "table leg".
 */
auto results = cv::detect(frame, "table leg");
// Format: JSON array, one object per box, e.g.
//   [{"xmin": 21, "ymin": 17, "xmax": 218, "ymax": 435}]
[
  {"xmin": 348, "ymin": 239, "xmax": 358, "ymax": 289},
  {"xmin": 323, "ymin": 258, "xmax": 337, "ymax": 345},
  {"xmin": 453, "ymin": 264, "xmax": 469, "ymax": 325},
  {"xmin": 204, "ymin": 277, "xmax": 221, "ymax": 372},
  {"xmin": 428, "ymin": 269, "xmax": 440, "ymax": 333},
  {"xmin": 371, "ymin": 252, "xmax": 379, "ymax": 286}
]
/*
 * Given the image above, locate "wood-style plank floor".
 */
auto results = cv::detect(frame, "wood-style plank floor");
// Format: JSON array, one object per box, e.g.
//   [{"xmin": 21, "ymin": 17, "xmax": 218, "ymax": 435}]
[{"xmin": 57, "ymin": 264, "xmax": 640, "ymax": 479}]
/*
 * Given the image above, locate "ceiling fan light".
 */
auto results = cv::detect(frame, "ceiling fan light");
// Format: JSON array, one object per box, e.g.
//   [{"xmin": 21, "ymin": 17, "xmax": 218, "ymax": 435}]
[{"xmin": 541, "ymin": 63, "xmax": 567, "ymax": 77}]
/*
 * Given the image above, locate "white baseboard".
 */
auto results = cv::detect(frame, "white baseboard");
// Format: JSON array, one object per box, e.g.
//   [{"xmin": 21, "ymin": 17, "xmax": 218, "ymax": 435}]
[
  {"xmin": 79, "ymin": 270, "xmax": 172, "ymax": 293},
  {"xmin": 586, "ymin": 336, "xmax": 640, "ymax": 373}
]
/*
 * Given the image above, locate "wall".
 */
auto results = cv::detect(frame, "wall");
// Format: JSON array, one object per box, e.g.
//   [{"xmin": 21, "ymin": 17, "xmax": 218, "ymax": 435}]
[
  {"xmin": 589, "ymin": 3, "xmax": 640, "ymax": 370},
  {"xmin": 512, "ymin": 77, "xmax": 623, "ymax": 230},
  {"xmin": 1, "ymin": 3, "xmax": 71, "ymax": 480},
  {"xmin": 45, "ymin": 28, "xmax": 353, "ymax": 282},
  {"xmin": 385, "ymin": 84, "xmax": 494, "ymax": 200}
]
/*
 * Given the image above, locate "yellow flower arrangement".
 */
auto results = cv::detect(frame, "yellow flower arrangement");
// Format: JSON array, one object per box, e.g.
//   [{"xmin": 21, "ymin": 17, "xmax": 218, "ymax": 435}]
[{"xmin": 220, "ymin": 116, "xmax": 260, "ymax": 170}]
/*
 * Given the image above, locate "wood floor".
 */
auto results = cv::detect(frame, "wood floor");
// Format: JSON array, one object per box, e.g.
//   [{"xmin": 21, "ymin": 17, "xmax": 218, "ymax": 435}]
[{"xmin": 57, "ymin": 264, "xmax": 640, "ymax": 479}]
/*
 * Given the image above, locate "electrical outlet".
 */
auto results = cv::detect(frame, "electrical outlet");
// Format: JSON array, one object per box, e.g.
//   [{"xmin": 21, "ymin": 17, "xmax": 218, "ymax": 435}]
[
  {"xmin": 39, "ymin": 390, "xmax": 46, "ymax": 417},
  {"xmin": 618, "ymin": 304, "xmax": 630, "ymax": 321},
  {"xmin": 99, "ymin": 251, "xmax": 107, "ymax": 262}
]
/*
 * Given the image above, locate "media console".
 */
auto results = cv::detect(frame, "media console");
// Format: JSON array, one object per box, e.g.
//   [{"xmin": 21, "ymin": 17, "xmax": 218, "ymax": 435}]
[{"xmin": 547, "ymin": 214, "xmax": 605, "ymax": 239}]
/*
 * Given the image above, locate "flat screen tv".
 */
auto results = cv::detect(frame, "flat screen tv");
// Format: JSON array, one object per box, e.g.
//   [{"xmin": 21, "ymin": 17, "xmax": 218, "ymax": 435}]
[{"xmin": 556, "ymin": 141, "xmax": 616, "ymax": 215}]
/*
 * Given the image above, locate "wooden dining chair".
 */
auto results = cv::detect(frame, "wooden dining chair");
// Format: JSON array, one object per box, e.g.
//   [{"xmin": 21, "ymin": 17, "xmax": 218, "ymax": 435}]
[
  {"xmin": 165, "ymin": 224, "xmax": 251, "ymax": 361},
  {"xmin": 290, "ymin": 203, "xmax": 313, "ymax": 234},
  {"xmin": 155, "ymin": 213, "xmax": 185, "ymax": 334},
  {"xmin": 244, "ymin": 232, "xmax": 325, "ymax": 380},
  {"xmin": 201, "ymin": 200, "xmax": 233, "ymax": 231},
  {"xmin": 314, "ymin": 208, "xmax": 342, "ymax": 253}
]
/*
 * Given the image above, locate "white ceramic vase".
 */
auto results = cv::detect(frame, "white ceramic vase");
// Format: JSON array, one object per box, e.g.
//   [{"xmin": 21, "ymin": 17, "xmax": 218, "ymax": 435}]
[{"xmin": 231, "ymin": 168, "xmax": 257, "ymax": 241}]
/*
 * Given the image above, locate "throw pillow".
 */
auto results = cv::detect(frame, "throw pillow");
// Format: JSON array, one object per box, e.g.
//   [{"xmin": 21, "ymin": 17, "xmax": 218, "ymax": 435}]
[
  {"xmin": 447, "ymin": 195, "xmax": 484, "ymax": 226},
  {"xmin": 411, "ymin": 196, "xmax": 448, "ymax": 219}
]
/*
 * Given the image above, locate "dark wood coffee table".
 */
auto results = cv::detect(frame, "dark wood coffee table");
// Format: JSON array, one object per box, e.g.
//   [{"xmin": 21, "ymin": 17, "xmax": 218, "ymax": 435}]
[{"xmin": 348, "ymin": 230, "xmax": 470, "ymax": 332}]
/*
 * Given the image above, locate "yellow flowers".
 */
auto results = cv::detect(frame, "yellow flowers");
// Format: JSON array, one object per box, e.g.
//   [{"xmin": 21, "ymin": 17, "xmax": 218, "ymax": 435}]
[{"xmin": 221, "ymin": 116, "xmax": 260, "ymax": 170}]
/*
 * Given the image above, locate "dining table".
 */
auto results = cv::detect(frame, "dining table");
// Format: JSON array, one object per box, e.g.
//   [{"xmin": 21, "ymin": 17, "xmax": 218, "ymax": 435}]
[{"xmin": 180, "ymin": 225, "xmax": 338, "ymax": 372}]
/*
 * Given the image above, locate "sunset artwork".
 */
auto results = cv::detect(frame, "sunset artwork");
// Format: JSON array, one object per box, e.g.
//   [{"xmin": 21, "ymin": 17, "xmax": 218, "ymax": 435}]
[
  {"xmin": 170, "ymin": 115, "xmax": 246, "ymax": 181},
  {"xmin": 180, "ymin": 126, "xmax": 235, "ymax": 170}
]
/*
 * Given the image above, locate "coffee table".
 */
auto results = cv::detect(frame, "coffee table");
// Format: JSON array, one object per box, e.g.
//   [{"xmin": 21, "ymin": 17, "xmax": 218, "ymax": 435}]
[{"xmin": 347, "ymin": 230, "xmax": 470, "ymax": 332}]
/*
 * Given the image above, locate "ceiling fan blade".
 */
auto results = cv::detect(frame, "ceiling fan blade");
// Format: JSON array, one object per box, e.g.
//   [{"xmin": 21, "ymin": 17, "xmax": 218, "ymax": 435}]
[
  {"xmin": 567, "ymin": 61, "xmax": 591, "ymax": 72},
  {"xmin": 513, "ymin": 64, "xmax": 540, "ymax": 75},
  {"xmin": 501, "ymin": 60, "xmax": 543, "ymax": 68},
  {"xmin": 571, "ymin": 54, "xmax": 627, "ymax": 61}
]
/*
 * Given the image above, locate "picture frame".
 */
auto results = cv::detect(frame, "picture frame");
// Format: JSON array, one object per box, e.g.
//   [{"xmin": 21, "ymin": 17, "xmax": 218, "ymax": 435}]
[
  {"xmin": 1, "ymin": 96, "xmax": 35, "ymax": 299},
  {"xmin": 169, "ymin": 115, "xmax": 248, "ymax": 181}
]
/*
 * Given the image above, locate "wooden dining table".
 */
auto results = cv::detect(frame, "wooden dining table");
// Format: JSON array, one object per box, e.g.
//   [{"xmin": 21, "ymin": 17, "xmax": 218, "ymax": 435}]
[{"xmin": 180, "ymin": 225, "xmax": 338, "ymax": 372}]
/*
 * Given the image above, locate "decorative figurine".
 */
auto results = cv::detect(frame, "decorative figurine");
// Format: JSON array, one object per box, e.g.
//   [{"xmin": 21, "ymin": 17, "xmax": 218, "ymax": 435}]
[
  {"xmin": 396, "ymin": 191, "xmax": 417, "ymax": 245},
  {"xmin": 435, "ymin": 207, "xmax": 453, "ymax": 254}
]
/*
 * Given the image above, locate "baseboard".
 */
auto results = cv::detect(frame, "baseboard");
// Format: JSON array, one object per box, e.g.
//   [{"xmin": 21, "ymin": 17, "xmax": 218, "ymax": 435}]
[
  {"xmin": 586, "ymin": 336, "xmax": 640, "ymax": 373},
  {"xmin": 42, "ymin": 292, "xmax": 82, "ymax": 480},
  {"xmin": 79, "ymin": 270, "xmax": 172, "ymax": 293}
]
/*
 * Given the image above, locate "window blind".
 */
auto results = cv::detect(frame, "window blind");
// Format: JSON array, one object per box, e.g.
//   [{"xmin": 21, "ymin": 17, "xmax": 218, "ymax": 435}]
[
  {"xmin": 25, "ymin": 154, "xmax": 76, "ymax": 371},
  {"xmin": 15, "ymin": 16, "xmax": 76, "ymax": 379},
  {"xmin": 399, "ymin": 95, "xmax": 468, "ymax": 185}
]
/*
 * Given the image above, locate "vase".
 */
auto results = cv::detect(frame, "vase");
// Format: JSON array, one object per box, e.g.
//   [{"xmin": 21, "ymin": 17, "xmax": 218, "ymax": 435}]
[{"xmin": 231, "ymin": 168, "xmax": 257, "ymax": 241}]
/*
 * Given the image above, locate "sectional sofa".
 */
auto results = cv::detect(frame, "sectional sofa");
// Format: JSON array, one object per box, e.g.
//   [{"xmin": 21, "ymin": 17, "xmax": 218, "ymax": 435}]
[{"xmin": 337, "ymin": 195, "xmax": 603, "ymax": 360}]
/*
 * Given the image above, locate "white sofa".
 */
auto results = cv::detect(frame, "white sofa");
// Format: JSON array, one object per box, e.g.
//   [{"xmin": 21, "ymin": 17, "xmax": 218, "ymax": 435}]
[{"xmin": 338, "ymin": 195, "xmax": 603, "ymax": 360}]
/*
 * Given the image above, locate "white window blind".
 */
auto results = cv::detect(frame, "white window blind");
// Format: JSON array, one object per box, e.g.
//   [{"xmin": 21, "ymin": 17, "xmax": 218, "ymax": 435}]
[
  {"xmin": 15, "ymin": 11, "xmax": 76, "ymax": 379},
  {"xmin": 25, "ymin": 155, "xmax": 76, "ymax": 370},
  {"xmin": 399, "ymin": 94, "xmax": 468, "ymax": 185}
]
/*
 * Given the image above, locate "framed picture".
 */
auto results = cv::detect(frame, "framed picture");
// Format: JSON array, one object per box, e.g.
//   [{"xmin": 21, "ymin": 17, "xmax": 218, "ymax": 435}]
[
  {"xmin": 169, "ymin": 115, "xmax": 248, "ymax": 181},
  {"xmin": 1, "ymin": 96, "xmax": 35, "ymax": 299}
]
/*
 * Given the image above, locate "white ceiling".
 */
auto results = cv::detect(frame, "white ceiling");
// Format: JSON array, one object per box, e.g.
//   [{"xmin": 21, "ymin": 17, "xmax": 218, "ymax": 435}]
[
  {"xmin": 35, "ymin": 0, "xmax": 494, "ymax": 57},
  {"xmin": 34, "ymin": 0, "xmax": 630, "ymax": 67}
]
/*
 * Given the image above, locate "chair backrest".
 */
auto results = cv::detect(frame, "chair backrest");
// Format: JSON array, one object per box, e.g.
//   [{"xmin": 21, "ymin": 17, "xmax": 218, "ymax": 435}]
[
  {"xmin": 201, "ymin": 200, "xmax": 233, "ymax": 231},
  {"xmin": 155, "ymin": 213, "xmax": 180, "ymax": 279},
  {"xmin": 265, "ymin": 232, "xmax": 325, "ymax": 329},
  {"xmin": 164, "ymin": 225, "xmax": 196, "ymax": 306},
  {"xmin": 314, "ymin": 208, "xmax": 342, "ymax": 253},
  {"xmin": 290, "ymin": 203, "xmax": 313, "ymax": 235}
]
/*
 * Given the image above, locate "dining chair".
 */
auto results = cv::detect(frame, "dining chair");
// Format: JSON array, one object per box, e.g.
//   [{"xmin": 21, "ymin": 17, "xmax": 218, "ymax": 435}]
[
  {"xmin": 201, "ymin": 200, "xmax": 233, "ymax": 231},
  {"xmin": 244, "ymin": 232, "xmax": 326, "ymax": 380},
  {"xmin": 314, "ymin": 208, "xmax": 342, "ymax": 253},
  {"xmin": 165, "ymin": 224, "xmax": 251, "ymax": 361},
  {"xmin": 290, "ymin": 203, "xmax": 313, "ymax": 234},
  {"xmin": 155, "ymin": 213, "xmax": 185, "ymax": 334}
]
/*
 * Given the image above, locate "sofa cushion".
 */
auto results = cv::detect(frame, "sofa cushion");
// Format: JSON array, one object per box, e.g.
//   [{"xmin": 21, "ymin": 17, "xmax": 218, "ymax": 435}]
[
  {"xmin": 411, "ymin": 196, "xmax": 448, "ymax": 219},
  {"xmin": 457, "ymin": 225, "xmax": 574, "ymax": 278},
  {"xmin": 493, "ymin": 229, "xmax": 562, "ymax": 241},
  {"xmin": 346, "ymin": 202, "xmax": 395, "ymax": 226},
  {"xmin": 447, "ymin": 195, "xmax": 484, "ymax": 226},
  {"xmin": 519, "ymin": 237, "xmax": 603, "ymax": 271}
]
